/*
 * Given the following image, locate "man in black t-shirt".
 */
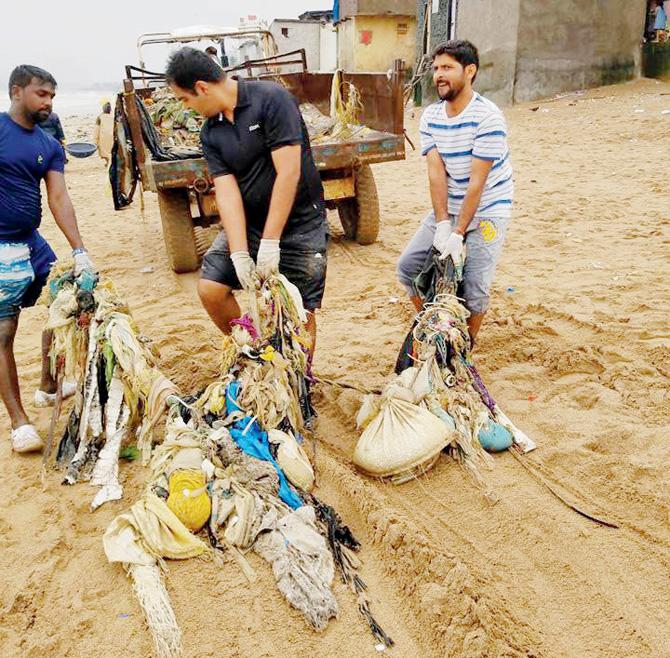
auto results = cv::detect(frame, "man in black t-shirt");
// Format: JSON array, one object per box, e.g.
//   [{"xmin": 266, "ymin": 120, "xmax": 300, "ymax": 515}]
[{"xmin": 166, "ymin": 47, "xmax": 328, "ymax": 348}]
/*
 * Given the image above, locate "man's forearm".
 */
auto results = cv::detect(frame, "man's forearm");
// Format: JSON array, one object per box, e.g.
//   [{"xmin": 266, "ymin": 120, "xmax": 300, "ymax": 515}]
[
  {"xmin": 50, "ymin": 197, "xmax": 84, "ymax": 250},
  {"xmin": 426, "ymin": 150, "xmax": 448, "ymax": 222},
  {"xmin": 263, "ymin": 170, "xmax": 299, "ymax": 239},
  {"xmin": 218, "ymin": 192, "xmax": 248, "ymax": 253},
  {"xmin": 455, "ymin": 185, "xmax": 485, "ymax": 235},
  {"xmin": 429, "ymin": 174, "xmax": 449, "ymax": 222}
]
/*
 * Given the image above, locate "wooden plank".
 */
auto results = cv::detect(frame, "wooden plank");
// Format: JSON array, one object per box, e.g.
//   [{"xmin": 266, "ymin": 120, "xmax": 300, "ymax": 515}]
[
  {"xmin": 391, "ymin": 59, "xmax": 405, "ymax": 136},
  {"xmin": 199, "ymin": 192, "xmax": 218, "ymax": 217},
  {"xmin": 322, "ymin": 176, "xmax": 355, "ymax": 201},
  {"xmin": 122, "ymin": 80, "xmax": 150, "ymax": 184},
  {"xmin": 151, "ymin": 134, "xmax": 405, "ymax": 189}
]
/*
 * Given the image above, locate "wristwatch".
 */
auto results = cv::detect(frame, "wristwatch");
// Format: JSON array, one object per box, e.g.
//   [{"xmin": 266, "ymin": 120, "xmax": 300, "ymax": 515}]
[{"xmin": 72, "ymin": 247, "xmax": 87, "ymax": 256}]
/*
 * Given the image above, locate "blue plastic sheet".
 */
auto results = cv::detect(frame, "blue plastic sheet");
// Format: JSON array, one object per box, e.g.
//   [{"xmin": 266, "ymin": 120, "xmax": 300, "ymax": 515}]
[{"xmin": 225, "ymin": 381, "xmax": 303, "ymax": 509}]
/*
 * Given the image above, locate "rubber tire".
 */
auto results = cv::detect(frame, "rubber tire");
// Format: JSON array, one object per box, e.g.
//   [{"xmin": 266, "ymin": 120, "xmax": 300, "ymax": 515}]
[
  {"xmin": 195, "ymin": 226, "xmax": 216, "ymax": 258},
  {"xmin": 337, "ymin": 200, "xmax": 358, "ymax": 240},
  {"xmin": 157, "ymin": 189, "xmax": 199, "ymax": 273},
  {"xmin": 336, "ymin": 164, "xmax": 380, "ymax": 245}
]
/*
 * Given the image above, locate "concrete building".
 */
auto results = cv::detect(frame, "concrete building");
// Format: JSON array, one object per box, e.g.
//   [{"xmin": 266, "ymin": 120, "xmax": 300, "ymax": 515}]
[
  {"xmin": 270, "ymin": 16, "xmax": 337, "ymax": 72},
  {"xmin": 336, "ymin": 0, "xmax": 417, "ymax": 72},
  {"xmin": 416, "ymin": 0, "xmax": 648, "ymax": 105},
  {"xmin": 299, "ymin": 10, "xmax": 334, "ymax": 22},
  {"xmin": 320, "ymin": 22, "xmax": 338, "ymax": 71}
]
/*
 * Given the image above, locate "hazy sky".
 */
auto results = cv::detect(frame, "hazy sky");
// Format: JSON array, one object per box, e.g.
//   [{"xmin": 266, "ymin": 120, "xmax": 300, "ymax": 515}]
[{"xmin": 0, "ymin": 0, "xmax": 325, "ymax": 92}]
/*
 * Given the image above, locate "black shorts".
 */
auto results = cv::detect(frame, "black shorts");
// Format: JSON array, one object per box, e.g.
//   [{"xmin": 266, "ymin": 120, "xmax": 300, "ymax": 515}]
[{"xmin": 201, "ymin": 223, "xmax": 329, "ymax": 310}]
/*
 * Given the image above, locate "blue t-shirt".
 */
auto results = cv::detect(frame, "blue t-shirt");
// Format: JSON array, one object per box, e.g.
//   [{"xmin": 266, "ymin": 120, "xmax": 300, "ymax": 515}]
[{"xmin": 0, "ymin": 112, "xmax": 65, "ymax": 240}]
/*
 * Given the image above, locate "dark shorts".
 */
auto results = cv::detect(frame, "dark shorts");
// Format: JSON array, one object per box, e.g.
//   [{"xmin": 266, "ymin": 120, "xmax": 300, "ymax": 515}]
[
  {"xmin": 0, "ymin": 232, "xmax": 56, "ymax": 320},
  {"xmin": 201, "ymin": 222, "xmax": 328, "ymax": 310}
]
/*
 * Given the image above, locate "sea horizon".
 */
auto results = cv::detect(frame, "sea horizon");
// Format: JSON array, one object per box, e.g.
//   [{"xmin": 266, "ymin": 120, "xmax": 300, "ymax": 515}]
[{"xmin": 0, "ymin": 87, "xmax": 120, "ymax": 118}]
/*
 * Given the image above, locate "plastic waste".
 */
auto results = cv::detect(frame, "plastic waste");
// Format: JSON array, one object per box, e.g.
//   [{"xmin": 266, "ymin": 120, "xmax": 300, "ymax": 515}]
[
  {"xmin": 167, "ymin": 469, "xmax": 211, "ymax": 532},
  {"xmin": 478, "ymin": 421, "xmax": 513, "ymax": 453},
  {"xmin": 268, "ymin": 429, "xmax": 315, "ymax": 492}
]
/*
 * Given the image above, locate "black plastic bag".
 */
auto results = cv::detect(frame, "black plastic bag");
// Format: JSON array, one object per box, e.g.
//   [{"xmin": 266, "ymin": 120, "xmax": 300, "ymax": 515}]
[{"xmin": 395, "ymin": 249, "xmax": 462, "ymax": 374}]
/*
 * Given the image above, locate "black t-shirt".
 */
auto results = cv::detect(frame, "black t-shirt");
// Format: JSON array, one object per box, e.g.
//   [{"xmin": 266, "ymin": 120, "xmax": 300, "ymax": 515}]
[{"xmin": 200, "ymin": 79, "xmax": 325, "ymax": 242}]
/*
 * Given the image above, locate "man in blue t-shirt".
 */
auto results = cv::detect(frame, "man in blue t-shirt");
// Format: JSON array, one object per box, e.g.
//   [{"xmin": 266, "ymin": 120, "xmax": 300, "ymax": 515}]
[{"xmin": 0, "ymin": 65, "xmax": 95, "ymax": 453}]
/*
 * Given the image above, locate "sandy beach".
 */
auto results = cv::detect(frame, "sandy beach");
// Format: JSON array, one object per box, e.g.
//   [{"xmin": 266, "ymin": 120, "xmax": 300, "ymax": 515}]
[{"xmin": 0, "ymin": 77, "xmax": 669, "ymax": 657}]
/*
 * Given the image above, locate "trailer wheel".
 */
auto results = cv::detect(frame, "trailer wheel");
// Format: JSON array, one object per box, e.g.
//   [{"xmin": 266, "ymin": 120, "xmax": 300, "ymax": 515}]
[
  {"xmin": 336, "ymin": 200, "xmax": 358, "ymax": 240},
  {"xmin": 157, "ymin": 189, "xmax": 199, "ymax": 273},
  {"xmin": 336, "ymin": 164, "xmax": 380, "ymax": 245},
  {"xmin": 195, "ymin": 226, "xmax": 217, "ymax": 258}
]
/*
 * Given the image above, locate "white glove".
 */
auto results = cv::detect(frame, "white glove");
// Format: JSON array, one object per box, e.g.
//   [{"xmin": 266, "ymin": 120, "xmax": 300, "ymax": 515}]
[
  {"xmin": 433, "ymin": 221, "xmax": 465, "ymax": 265},
  {"xmin": 432, "ymin": 220, "xmax": 451, "ymax": 254},
  {"xmin": 256, "ymin": 238, "xmax": 280, "ymax": 279},
  {"xmin": 73, "ymin": 250, "xmax": 95, "ymax": 276},
  {"xmin": 438, "ymin": 232, "xmax": 465, "ymax": 265},
  {"xmin": 230, "ymin": 251, "xmax": 256, "ymax": 289}
]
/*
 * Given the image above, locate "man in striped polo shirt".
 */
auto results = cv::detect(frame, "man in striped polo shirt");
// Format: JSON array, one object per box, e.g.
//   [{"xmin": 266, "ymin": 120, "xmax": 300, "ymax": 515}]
[{"xmin": 397, "ymin": 40, "xmax": 513, "ymax": 342}]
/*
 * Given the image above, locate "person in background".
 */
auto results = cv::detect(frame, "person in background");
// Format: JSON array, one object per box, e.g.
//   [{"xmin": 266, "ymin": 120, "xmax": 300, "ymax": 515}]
[
  {"xmin": 38, "ymin": 110, "xmax": 67, "ymax": 163},
  {"xmin": 94, "ymin": 101, "xmax": 114, "ymax": 166},
  {"xmin": 0, "ymin": 64, "xmax": 95, "ymax": 453},
  {"xmin": 646, "ymin": 1, "xmax": 657, "ymax": 41},
  {"xmin": 205, "ymin": 46, "xmax": 220, "ymax": 66},
  {"xmin": 653, "ymin": 0, "xmax": 668, "ymax": 40}
]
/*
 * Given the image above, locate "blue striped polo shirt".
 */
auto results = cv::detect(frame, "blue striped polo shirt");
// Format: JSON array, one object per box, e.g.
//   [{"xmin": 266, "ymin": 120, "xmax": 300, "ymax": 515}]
[{"xmin": 419, "ymin": 92, "xmax": 513, "ymax": 219}]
